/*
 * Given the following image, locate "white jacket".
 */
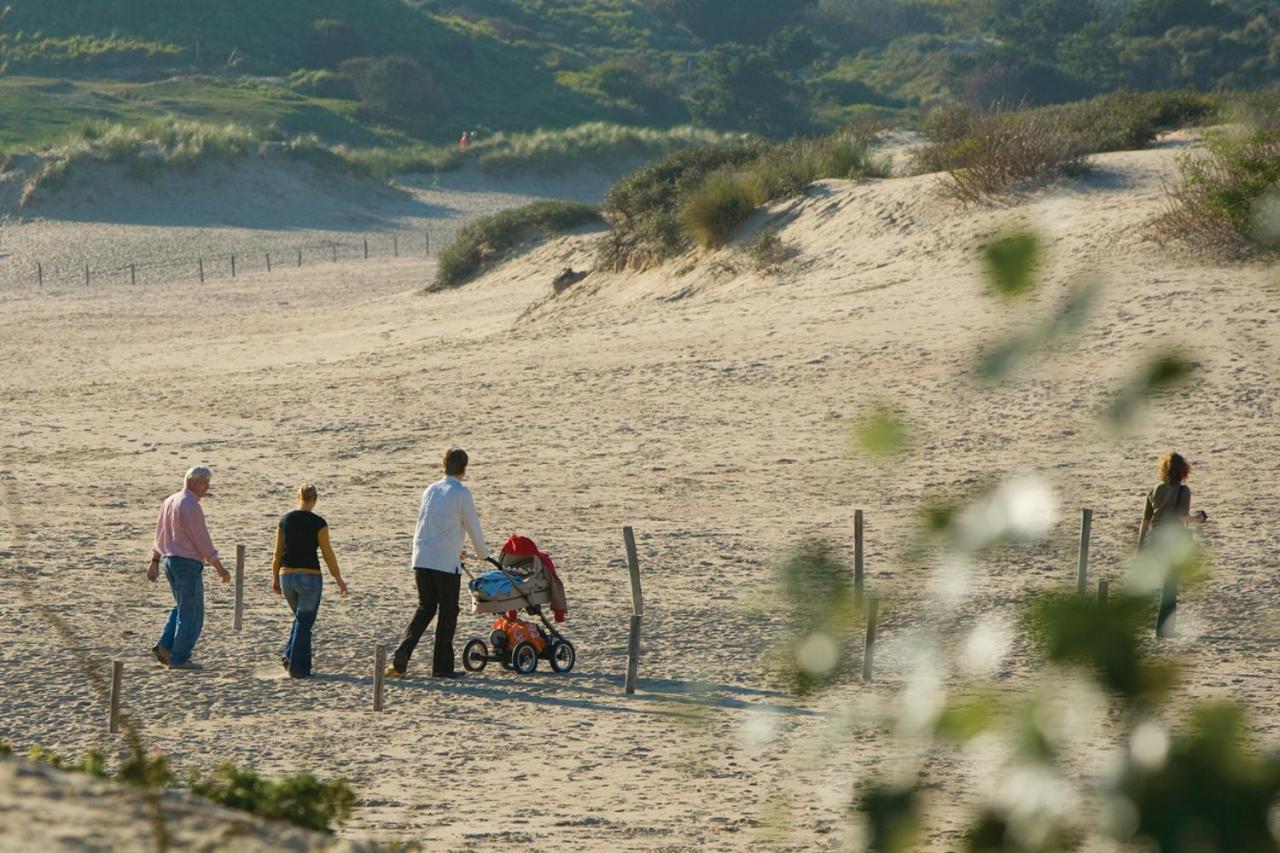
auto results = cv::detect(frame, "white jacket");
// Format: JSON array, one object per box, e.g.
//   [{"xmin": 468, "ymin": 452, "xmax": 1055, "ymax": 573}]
[{"xmin": 410, "ymin": 476, "xmax": 488, "ymax": 574}]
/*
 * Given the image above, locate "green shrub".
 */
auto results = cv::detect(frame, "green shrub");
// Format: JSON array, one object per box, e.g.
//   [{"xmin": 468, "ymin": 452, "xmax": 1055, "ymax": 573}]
[
  {"xmin": 0, "ymin": 33, "xmax": 184, "ymax": 72},
  {"xmin": 338, "ymin": 143, "xmax": 462, "ymax": 177},
  {"xmin": 435, "ymin": 201, "xmax": 603, "ymax": 288},
  {"xmin": 286, "ymin": 69, "xmax": 359, "ymax": 100},
  {"xmin": 189, "ymin": 764, "xmax": 354, "ymax": 833},
  {"xmin": 680, "ymin": 170, "xmax": 763, "ymax": 249},
  {"xmin": 339, "ymin": 55, "xmax": 445, "ymax": 122},
  {"xmin": 1157, "ymin": 126, "xmax": 1280, "ymax": 254},
  {"xmin": 599, "ymin": 141, "xmax": 768, "ymax": 268}
]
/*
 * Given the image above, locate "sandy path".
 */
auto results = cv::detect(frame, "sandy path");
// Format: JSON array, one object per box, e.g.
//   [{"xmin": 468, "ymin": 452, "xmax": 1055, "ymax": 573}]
[{"xmin": 1, "ymin": 138, "xmax": 1278, "ymax": 849}]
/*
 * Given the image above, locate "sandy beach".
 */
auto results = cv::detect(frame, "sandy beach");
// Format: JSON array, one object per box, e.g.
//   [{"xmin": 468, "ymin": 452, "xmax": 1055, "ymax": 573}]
[{"xmin": 1, "ymin": 135, "xmax": 1278, "ymax": 849}]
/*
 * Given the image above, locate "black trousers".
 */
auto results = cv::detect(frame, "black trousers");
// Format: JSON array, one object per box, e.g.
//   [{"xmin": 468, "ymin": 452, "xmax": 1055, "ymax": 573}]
[{"xmin": 393, "ymin": 568, "xmax": 461, "ymax": 675}]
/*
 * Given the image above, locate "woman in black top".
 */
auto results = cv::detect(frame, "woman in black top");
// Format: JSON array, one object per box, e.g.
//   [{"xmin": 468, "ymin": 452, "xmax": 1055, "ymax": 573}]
[{"xmin": 272, "ymin": 483, "xmax": 348, "ymax": 677}]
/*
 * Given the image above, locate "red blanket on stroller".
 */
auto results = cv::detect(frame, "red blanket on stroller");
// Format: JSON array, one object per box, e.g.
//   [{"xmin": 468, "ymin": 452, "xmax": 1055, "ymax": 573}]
[{"xmin": 500, "ymin": 535, "xmax": 567, "ymax": 622}]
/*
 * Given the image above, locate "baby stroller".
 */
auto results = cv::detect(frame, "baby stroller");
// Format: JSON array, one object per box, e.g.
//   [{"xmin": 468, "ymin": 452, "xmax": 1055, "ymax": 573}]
[{"xmin": 462, "ymin": 536, "xmax": 574, "ymax": 675}]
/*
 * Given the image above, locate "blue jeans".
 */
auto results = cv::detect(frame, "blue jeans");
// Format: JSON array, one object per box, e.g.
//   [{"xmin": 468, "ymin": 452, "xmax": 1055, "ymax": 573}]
[
  {"xmin": 157, "ymin": 556, "xmax": 204, "ymax": 665},
  {"xmin": 281, "ymin": 573, "xmax": 323, "ymax": 677}
]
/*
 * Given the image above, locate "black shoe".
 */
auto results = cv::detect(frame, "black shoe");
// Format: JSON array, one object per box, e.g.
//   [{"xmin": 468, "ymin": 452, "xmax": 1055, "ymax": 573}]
[
  {"xmin": 431, "ymin": 671, "xmax": 466, "ymax": 680},
  {"xmin": 281, "ymin": 656, "xmax": 289, "ymax": 672},
  {"xmin": 152, "ymin": 645, "xmax": 171, "ymax": 667}
]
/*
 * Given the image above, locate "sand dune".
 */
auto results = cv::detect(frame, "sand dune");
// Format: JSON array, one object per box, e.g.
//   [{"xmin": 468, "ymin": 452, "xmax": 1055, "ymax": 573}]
[{"xmin": 1, "ymin": 135, "xmax": 1277, "ymax": 849}]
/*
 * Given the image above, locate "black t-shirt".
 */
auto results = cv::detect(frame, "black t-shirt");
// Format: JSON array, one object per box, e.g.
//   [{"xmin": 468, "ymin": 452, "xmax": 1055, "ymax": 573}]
[{"xmin": 280, "ymin": 510, "xmax": 327, "ymax": 569}]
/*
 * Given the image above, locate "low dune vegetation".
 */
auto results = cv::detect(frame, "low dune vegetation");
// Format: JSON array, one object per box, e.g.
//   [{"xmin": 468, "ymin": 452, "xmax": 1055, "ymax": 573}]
[
  {"xmin": 598, "ymin": 132, "xmax": 889, "ymax": 268},
  {"xmin": 433, "ymin": 200, "xmax": 603, "ymax": 288}
]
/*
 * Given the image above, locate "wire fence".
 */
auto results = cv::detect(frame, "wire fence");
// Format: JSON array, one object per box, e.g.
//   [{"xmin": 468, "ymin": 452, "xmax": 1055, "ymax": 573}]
[{"xmin": 4, "ymin": 230, "xmax": 434, "ymax": 290}]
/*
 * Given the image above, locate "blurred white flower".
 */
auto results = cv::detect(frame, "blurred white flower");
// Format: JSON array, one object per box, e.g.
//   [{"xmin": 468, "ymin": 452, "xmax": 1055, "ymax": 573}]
[
  {"xmin": 897, "ymin": 660, "xmax": 946, "ymax": 736},
  {"xmin": 997, "ymin": 763, "xmax": 1079, "ymax": 849},
  {"xmin": 738, "ymin": 708, "xmax": 781, "ymax": 749},
  {"xmin": 957, "ymin": 475, "xmax": 1059, "ymax": 551},
  {"xmin": 929, "ymin": 555, "xmax": 976, "ymax": 606},
  {"xmin": 960, "ymin": 616, "xmax": 1013, "ymax": 677},
  {"xmin": 1103, "ymin": 795, "xmax": 1141, "ymax": 840},
  {"xmin": 1254, "ymin": 191, "xmax": 1280, "ymax": 245},
  {"xmin": 1127, "ymin": 528, "xmax": 1197, "ymax": 594},
  {"xmin": 796, "ymin": 631, "xmax": 840, "ymax": 676},
  {"xmin": 1130, "ymin": 721, "xmax": 1170, "ymax": 770}
]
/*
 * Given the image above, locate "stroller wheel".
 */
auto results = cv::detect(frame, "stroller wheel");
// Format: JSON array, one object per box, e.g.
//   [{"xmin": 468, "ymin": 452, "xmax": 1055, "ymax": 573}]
[
  {"xmin": 549, "ymin": 639, "xmax": 576, "ymax": 673},
  {"xmin": 511, "ymin": 641, "xmax": 538, "ymax": 674},
  {"xmin": 462, "ymin": 639, "xmax": 488, "ymax": 672}
]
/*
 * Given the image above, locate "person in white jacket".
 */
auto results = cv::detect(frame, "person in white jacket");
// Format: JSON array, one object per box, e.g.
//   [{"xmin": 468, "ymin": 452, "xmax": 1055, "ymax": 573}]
[{"xmin": 388, "ymin": 447, "xmax": 488, "ymax": 679}]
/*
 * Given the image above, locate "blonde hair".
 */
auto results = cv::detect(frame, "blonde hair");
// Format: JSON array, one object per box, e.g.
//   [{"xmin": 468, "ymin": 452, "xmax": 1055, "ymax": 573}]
[
  {"xmin": 1158, "ymin": 452, "xmax": 1190, "ymax": 486},
  {"xmin": 297, "ymin": 483, "xmax": 318, "ymax": 504}
]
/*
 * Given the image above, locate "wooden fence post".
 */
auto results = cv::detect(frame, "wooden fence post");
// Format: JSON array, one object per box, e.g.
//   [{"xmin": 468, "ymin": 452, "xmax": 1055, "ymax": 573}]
[
  {"xmin": 374, "ymin": 644, "xmax": 386, "ymax": 711},
  {"xmin": 854, "ymin": 508, "xmax": 865, "ymax": 606},
  {"xmin": 331, "ymin": 244, "xmax": 337, "ymax": 263},
  {"xmin": 198, "ymin": 258, "xmax": 204, "ymax": 283},
  {"xmin": 265, "ymin": 252, "xmax": 271, "ymax": 272},
  {"xmin": 297, "ymin": 249, "xmax": 302, "ymax": 268},
  {"xmin": 363, "ymin": 238, "xmax": 369, "ymax": 259},
  {"xmin": 108, "ymin": 660, "xmax": 123, "ymax": 734},
  {"xmin": 1156, "ymin": 580, "xmax": 1177, "ymax": 638},
  {"xmin": 230, "ymin": 254, "xmax": 236, "ymax": 277},
  {"xmin": 1098, "ymin": 579, "xmax": 1109, "ymax": 604},
  {"xmin": 84, "ymin": 264, "xmax": 90, "ymax": 286},
  {"xmin": 1076, "ymin": 508, "xmax": 1093, "ymax": 595},
  {"xmin": 623, "ymin": 526, "xmax": 644, "ymax": 694},
  {"xmin": 393, "ymin": 236, "xmax": 398, "ymax": 257},
  {"xmin": 130, "ymin": 264, "xmax": 136, "ymax": 285},
  {"xmin": 37, "ymin": 262, "xmax": 42, "ymax": 286},
  {"xmin": 234, "ymin": 544, "xmax": 245, "ymax": 632},
  {"xmin": 425, "ymin": 231, "xmax": 430, "ymax": 255},
  {"xmin": 861, "ymin": 596, "xmax": 879, "ymax": 682}
]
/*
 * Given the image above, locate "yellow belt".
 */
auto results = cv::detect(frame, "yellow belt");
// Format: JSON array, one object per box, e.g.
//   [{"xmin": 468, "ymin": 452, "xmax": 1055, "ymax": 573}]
[{"xmin": 280, "ymin": 567, "xmax": 323, "ymax": 576}]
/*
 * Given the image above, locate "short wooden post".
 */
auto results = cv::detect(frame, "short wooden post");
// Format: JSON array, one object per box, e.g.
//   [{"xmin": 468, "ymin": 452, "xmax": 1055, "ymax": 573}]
[
  {"xmin": 1076, "ymin": 508, "xmax": 1093, "ymax": 595},
  {"xmin": 84, "ymin": 264, "xmax": 90, "ymax": 286},
  {"xmin": 265, "ymin": 252, "xmax": 271, "ymax": 272},
  {"xmin": 861, "ymin": 596, "xmax": 879, "ymax": 682},
  {"xmin": 36, "ymin": 262, "xmax": 42, "ymax": 286},
  {"xmin": 392, "ymin": 236, "xmax": 398, "ymax": 257},
  {"xmin": 230, "ymin": 254, "xmax": 236, "ymax": 277},
  {"xmin": 425, "ymin": 231, "xmax": 430, "ymax": 255},
  {"xmin": 234, "ymin": 544, "xmax": 245, "ymax": 632},
  {"xmin": 1098, "ymin": 579, "xmax": 1109, "ymax": 604},
  {"xmin": 331, "ymin": 244, "xmax": 337, "ymax": 263},
  {"xmin": 623, "ymin": 526, "xmax": 644, "ymax": 694},
  {"xmin": 363, "ymin": 238, "xmax": 368, "ymax": 259},
  {"xmin": 108, "ymin": 660, "xmax": 123, "ymax": 734},
  {"xmin": 129, "ymin": 264, "xmax": 136, "ymax": 285},
  {"xmin": 373, "ymin": 644, "xmax": 386, "ymax": 711},
  {"xmin": 297, "ymin": 249, "xmax": 302, "ymax": 267},
  {"xmin": 1156, "ymin": 580, "xmax": 1177, "ymax": 638},
  {"xmin": 853, "ymin": 509, "xmax": 865, "ymax": 605},
  {"xmin": 198, "ymin": 258, "xmax": 204, "ymax": 283}
]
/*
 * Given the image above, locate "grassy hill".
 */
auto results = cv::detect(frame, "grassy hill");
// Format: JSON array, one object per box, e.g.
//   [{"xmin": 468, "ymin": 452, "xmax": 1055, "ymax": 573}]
[{"xmin": 0, "ymin": 0, "xmax": 1276, "ymax": 166}]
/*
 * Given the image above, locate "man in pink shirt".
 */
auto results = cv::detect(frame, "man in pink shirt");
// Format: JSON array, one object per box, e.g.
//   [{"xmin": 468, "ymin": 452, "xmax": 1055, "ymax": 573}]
[{"xmin": 147, "ymin": 466, "xmax": 230, "ymax": 670}]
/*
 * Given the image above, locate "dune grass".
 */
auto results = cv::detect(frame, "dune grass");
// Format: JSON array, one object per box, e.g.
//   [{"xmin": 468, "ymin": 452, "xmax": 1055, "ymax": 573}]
[
  {"xmin": 434, "ymin": 200, "xmax": 603, "ymax": 289},
  {"xmin": 472, "ymin": 123, "xmax": 740, "ymax": 175},
  {"xmin": 1157, "ymin": 126, "xmax": 1280, "ymax": 254},
  {"xmin": 913, "ymin": 90, "xmax": 1222, "ymax": 201}
]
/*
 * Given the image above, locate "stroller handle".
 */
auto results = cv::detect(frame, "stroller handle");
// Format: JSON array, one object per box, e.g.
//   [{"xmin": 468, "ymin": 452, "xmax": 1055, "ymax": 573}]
[{"xmin": 485, "ymin": 556, "xmax": 502, "ymax": 569}]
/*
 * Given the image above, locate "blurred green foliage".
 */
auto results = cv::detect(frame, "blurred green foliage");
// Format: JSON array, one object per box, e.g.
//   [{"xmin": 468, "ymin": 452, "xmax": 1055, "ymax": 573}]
[
  {"xmin": 856, "ymin": 780, "xmax": 922, "ymax": 852},
  {"xmin": 975, "ymin": 279, "xmax": 1098, "ymax": 381},
  {"xmin": 853, "ymin": 405, "xmax": 911, "ymax": 458},
  {"xmin": 1105, "ymin": 351, "xmax": 1195, "ymax": 427},
  {"xmin": 1114, "ymin": 704, "xmax": 1280, "ymax": 853},
  {"xmin": 1027, "ymin": 592, "xmax": 1175, "ymax": 705},
  {"xmin": 983, "ymin": 232, "xmax": 1039, "ymax": 299},
  {"xmin": 773, "ymin": 540, "xmax": 860, "ymax": 694}
]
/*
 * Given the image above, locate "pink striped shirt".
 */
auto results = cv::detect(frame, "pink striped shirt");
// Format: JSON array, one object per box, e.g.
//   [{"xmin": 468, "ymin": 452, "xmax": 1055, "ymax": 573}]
[{"xmin": 153, "ymin": 489, "xmax": 218, "ymax": 562}]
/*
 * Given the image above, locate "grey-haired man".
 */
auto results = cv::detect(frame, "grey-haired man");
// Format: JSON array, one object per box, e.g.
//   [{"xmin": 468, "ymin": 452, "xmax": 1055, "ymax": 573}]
[{"xmin": 147, "ymin": 466, "xmax": 230, "ymax": 670}]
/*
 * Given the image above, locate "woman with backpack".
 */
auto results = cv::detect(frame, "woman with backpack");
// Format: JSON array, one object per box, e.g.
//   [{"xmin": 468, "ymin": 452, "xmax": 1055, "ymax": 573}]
[
  {"xmin": 1138, "ymin": 451, "xmax": 1207, "ymax": 638},
  {"xmin": 1137, "ymin": 451, "xmax": 1208, "ymax": 551}
]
